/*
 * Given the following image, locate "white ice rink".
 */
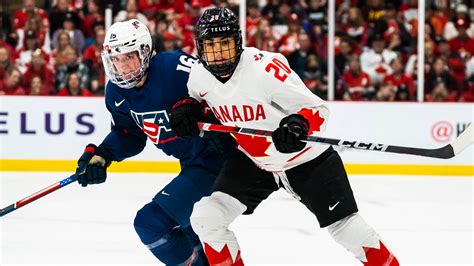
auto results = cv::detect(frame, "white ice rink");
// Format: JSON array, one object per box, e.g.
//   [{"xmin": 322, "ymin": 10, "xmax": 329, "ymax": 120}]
[{"xmin": 1, "ymin": 172, "xmax": 472, "ymax": 265}]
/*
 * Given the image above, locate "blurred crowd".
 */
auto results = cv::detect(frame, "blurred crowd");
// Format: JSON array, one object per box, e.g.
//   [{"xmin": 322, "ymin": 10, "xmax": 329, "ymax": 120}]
[{"xmin": 0, "ymin": 0, "xmax": 473, "ymax": 102}]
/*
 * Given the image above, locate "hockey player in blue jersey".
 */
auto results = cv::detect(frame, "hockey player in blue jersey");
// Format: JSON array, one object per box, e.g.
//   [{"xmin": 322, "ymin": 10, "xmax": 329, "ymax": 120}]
[{"xmin": 74, "ymin": 19, "xmax": 234, "ymax": 265}]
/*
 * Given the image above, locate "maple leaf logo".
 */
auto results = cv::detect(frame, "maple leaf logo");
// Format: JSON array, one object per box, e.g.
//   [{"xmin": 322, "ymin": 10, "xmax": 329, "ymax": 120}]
[
  {"xmin": 232, "ymin": 133, "xmax": 271, "ymax": 157},
  {"xmin": 204, "ymin": 243, "xmax": 243, "ymax": 265},
  {"xmin": 362, "ymin": 241, "xmax": 399, "ymax": 266},
  {"xmin": 297, "ymin": 108, "xmax": 325, "ymax": 135}
]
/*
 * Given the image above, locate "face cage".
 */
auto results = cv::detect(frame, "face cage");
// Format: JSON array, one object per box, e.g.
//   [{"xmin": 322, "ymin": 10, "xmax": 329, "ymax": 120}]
[
  {"xmin": 101, "ymin": 45, "xmax": 151, "ymax": 89},
  {"xmin": 197, "ymin": 34, "xmax": 242, "ymax": 78}
]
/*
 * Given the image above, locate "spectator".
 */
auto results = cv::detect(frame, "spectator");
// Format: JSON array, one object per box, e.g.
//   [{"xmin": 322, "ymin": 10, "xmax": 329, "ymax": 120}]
[
  {"xmin": 306, "ymin": 0, "xmax": 326, "ymax": 27},
  {"xmin": 269, "ymin": 0, "xmax": 293, "ymax": 39},
  {"xmin": 48, "ymin": 0, "xmax": 81, "ymax": 38},
  {"xmin": 287, "ymin": 31, "xmax": 317, "ymax": 77},
  {"xmin": 137, "ymin": 0, "xmax": 185, "ymax": 18},
  {"xmin": 429, "ymin": 0, "xmax": 451, "ymax": 38},
  {"xmin": 381, "ymin": 57, "xmax": 415, "ymax": 101},
  {"xmin": 302, "ymin": 54, "xmax": 327, "ymax": 99},
  {"xmin": 13, "ymin": 0, "xmax": 49, "ymax": 32},
  {"xmin": 248, "ymin": 18, "xmax": 279, "ymax": 52},
  {"xmin": 50, "ymin": 31, "xmax": 74, "ymax": 69},
  {"xmin": 15, "ymin": 30, "xmax": 50, "ymax": 74},
  {"xmin": 23, "ymin": 48, "xmax": 54, "ymax": 94},
  {"xmin": 342, "ymin": 6, "xmax": 368, "ymax": 46},
  {"xmin": 1, "ymin": 6, "xmax": 16, "ymax": 48},
  {"xmin": 405, "ymin": 40, "xmax": 436, "ymax": 80},
  {"xmin": 423, "ymin": 21, "xmax": 437, "ymax": 43},
  {"xmin": 279, "ymin": 14, "xmax": 302, "ymax": 56},
  {"xmin": 435, "ymin": 37, "xmax": 451, "ymax": 59},
  {"xmin": 81, "ymin": 0, "xmax": 104, "ymax": 39},
  {"xmin": 342, "ymin": 56, "xmax": 373, "ymax": 100},
  {"xmin": 362, "ymin": 0, "xmax": 385, "ymax": 27},
  {"xmin": 52, "ymin": 15, "xmax": 85, "ymax": 52},
  {"xmin": 360, "ymin": 34, "xmax": 397, "ymax": 85},
  {"xmin": 444, "ymin": 4, "xmax": 474, "ymax": 41},
  {"xmin": 428, "ymin": 81, "xmax": 450, "ymax": 102},
  {"xmin": 83, "ymin": 27, "xmax": 105, "ymax": 95},
  {"xmin": 425, "ymin": 57, "xmax": 458, "ymax": 101},
  {"xmin": 448, "ymin": 18, "xmax": 474, "ymax": 58},
  {"xmin": 176, "ymin": 0, "xmax": 202, "ymax": 54},
  {"xmin": 246, "ymin": 0, "xmax": 261, "ymax": 42},
  {"xmin": 335, "ymin": 37, "xmax": 354, "ymax": 74},
  {"xmin": 162, "ymin": 32, "xmax": 178, "ymax": 51},
  {"xmin": 28, "ymin": 75, "xmax": 48, "ymax": 95},
  {"xmin": 16, "ymin": 13, "xmax": 50, "ymax": 52},
  {"xmin": 115, "ymin": 0, "xmax": 149, "ymax": 25},
  {"xmin": 55, "ymin": 45, "xmax": 89, "ymax": 93},
  {"xmin": 400, "ymin": 0, "xmax": 417, "ymax": 23},
  {"xmin": 372, "ymin": 2, "xmax": 412, "ymax": 55},
  {"xmin": 0, "ymin": 67, "xmax": 26, "ymax": 95},
  {"xmin": 151, "ymin": 12, "xmax": 169, "ymax": 53},
  {"xmin": 261, "ymin": 0, "xmax": 280, "ymax": 20},
  {"xmin": 0, "ymin": 45, "xmax": 13, "ymax": 80},
  {"xmin": 56, "ymin": 72, "xmax": 92, "ymax": 96}
]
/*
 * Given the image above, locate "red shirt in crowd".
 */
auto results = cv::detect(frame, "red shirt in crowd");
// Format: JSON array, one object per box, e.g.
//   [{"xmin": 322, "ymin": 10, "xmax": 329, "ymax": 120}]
[
  {"xmin": 0, "ymin": 81, "xmax": 26, "ymax": 95},
  {"xmin": 138, "ymin": 0, "xmax": 185, "ymax": 16},
  {"xmin": 448, "ymin": 36, "xmax": 474, "ymax": 57},
  {"xmin": 13, "ymin": 7, "xmax": 49, "ymax": 30},
  {"xmin": 22, "ymin": 64, "xmax": 55, "ymax": 94},
  {"xmin": 383, "ymin": 73, "xmax": 415, "ymax": 98},
  {"xmin": 342, "ymin": 70, "xmax": 371, "ymax": 100},
  {"xmin": 56, "ymin": 87, "xmax": 92, "ymax": 96}
]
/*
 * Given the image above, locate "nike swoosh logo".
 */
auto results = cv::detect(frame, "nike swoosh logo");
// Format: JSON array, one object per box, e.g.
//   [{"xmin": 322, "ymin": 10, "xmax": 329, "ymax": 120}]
[
  {"xmin": 161, "ymin": 191, "xmax": 170, "ymax": 196},
  {"xmin": 328, "ymin": 201, "xmax": 340, "ymax": 211},
  {"xmin": 199, "ymin": 91, "xmax": 208, "ymax": 97},
  {"xmin": 115, "ymin": 99, "xmax": 125, "ymax": 107}
]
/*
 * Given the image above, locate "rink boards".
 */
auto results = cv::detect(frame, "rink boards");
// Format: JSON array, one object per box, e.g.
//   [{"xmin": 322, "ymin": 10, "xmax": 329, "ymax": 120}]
[{"xmin": 0, "ymin": 96, "xmax": 472, "ymax": 176}]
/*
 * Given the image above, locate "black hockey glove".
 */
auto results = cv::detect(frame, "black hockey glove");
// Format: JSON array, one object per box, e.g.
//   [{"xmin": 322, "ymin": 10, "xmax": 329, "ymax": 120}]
[
  {"xmin": 272, "ymin": 114, "xmax": 309, "ymax": 153},
  {"xmin": 76, "ymin": 144, "xmax": 112, "ymax": 187},
  {"xmin": 169, "ymin": 97, "xmax": 202, "ymax": 138}
]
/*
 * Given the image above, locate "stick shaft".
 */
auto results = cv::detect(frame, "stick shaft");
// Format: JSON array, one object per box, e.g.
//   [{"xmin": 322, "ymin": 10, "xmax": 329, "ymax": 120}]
[
  {"xmin": 0, "ymin": 174, "xmax": 78, "ymax": 217},
  {"xmin": 198, "ymin": 122, "xmax": 464, "ymax": 159}
]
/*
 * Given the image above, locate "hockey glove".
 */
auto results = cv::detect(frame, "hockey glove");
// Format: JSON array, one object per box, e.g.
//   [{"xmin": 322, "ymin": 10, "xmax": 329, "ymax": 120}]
[
  {"xmin": 169, "ymin": 97, "xmax": 202, "ymax": 138},
  {"xmin": 76, "ymin": 144, "xmax": 111, "ymax": 187},
  {"xmin": 272, "ymin": 114, "xmax": 309, "ymax": 153}
]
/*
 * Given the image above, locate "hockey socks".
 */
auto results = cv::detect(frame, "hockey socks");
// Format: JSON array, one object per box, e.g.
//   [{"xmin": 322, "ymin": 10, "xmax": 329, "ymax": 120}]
[
  {"xmin": 190, "ymin": 192, "xmax": 248, "ymax": 266},
  {"xmin": 327, "ymin": 213, "xmax": 399, "ymax": 265},
  {"xmin": 203, "ymin": 243, "xmax": 243, "ymax": 266}
]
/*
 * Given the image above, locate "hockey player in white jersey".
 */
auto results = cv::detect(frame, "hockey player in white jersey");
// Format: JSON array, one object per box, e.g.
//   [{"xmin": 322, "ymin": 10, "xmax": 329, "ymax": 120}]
[{"xmin": 169, "ymin": 7, "xmax": 399, "ymax": 266}]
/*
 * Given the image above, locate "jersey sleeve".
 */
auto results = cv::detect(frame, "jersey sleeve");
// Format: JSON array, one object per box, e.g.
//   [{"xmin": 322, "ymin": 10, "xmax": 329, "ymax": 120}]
[
  {"xmin": 259, "ymin": 52, "xmax": 330, "ymax": 135},
  {"xmin": 98, "ymin": 87, "xmax": 147, "ymax": 162}
]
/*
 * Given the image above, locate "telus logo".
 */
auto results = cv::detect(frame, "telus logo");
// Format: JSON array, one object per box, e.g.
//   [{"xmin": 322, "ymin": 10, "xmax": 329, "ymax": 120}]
[{"xmin": 0, "ymin": 112, "xmax": 95, "ymax": 135}]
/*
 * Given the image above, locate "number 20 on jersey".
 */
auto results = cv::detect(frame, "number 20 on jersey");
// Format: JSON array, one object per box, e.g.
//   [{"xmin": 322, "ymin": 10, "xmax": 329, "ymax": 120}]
[{"xmin": 265, "ymin": 58, "xmax": 291, "ymax": 82}]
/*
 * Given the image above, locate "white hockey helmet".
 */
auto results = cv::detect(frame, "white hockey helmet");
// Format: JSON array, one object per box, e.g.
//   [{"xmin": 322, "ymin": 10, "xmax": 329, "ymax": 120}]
[{"xmin": 101, "ymin": 19, "xmax": 152, "ymax": 89}]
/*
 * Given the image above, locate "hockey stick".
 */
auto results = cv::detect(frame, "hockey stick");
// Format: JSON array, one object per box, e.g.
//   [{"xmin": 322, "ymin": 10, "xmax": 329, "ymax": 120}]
[
  {"xmin": 0, "ymin": 162, "xmax": 87, "ymax": 217},
  {"xmin": 197, "ymin": 122, "xmax": 473, "ymax": 159}
]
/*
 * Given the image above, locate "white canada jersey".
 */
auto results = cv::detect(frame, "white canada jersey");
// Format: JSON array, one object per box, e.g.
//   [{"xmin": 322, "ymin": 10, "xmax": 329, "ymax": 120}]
[{"xmin": 188, "ymin": 47, "xmax": 330, "ymax": 172}]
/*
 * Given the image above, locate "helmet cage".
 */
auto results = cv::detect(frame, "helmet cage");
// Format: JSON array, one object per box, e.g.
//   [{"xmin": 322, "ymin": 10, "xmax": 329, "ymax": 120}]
[{"xmin": 195, "ymin": 8, "xmax": 243, "ymax": 78}]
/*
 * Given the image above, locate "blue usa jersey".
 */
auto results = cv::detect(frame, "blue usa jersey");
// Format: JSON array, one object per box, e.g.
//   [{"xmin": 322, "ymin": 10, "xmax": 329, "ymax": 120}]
[{"xmin": 98, "ymin": 50, "xmax": 228, "ymax": 172}]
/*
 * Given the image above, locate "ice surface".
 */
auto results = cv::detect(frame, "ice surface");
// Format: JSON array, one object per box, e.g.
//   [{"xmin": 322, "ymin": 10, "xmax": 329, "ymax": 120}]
[{"xmin": 1, "ymin": 172, "xmax": 472, "ymax": 265}]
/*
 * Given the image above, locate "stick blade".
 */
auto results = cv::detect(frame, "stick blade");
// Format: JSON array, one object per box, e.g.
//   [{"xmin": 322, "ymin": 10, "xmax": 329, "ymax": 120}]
[{"xmin": 451, "ymin": 123, "xmax": 473, "ymax": 156}]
